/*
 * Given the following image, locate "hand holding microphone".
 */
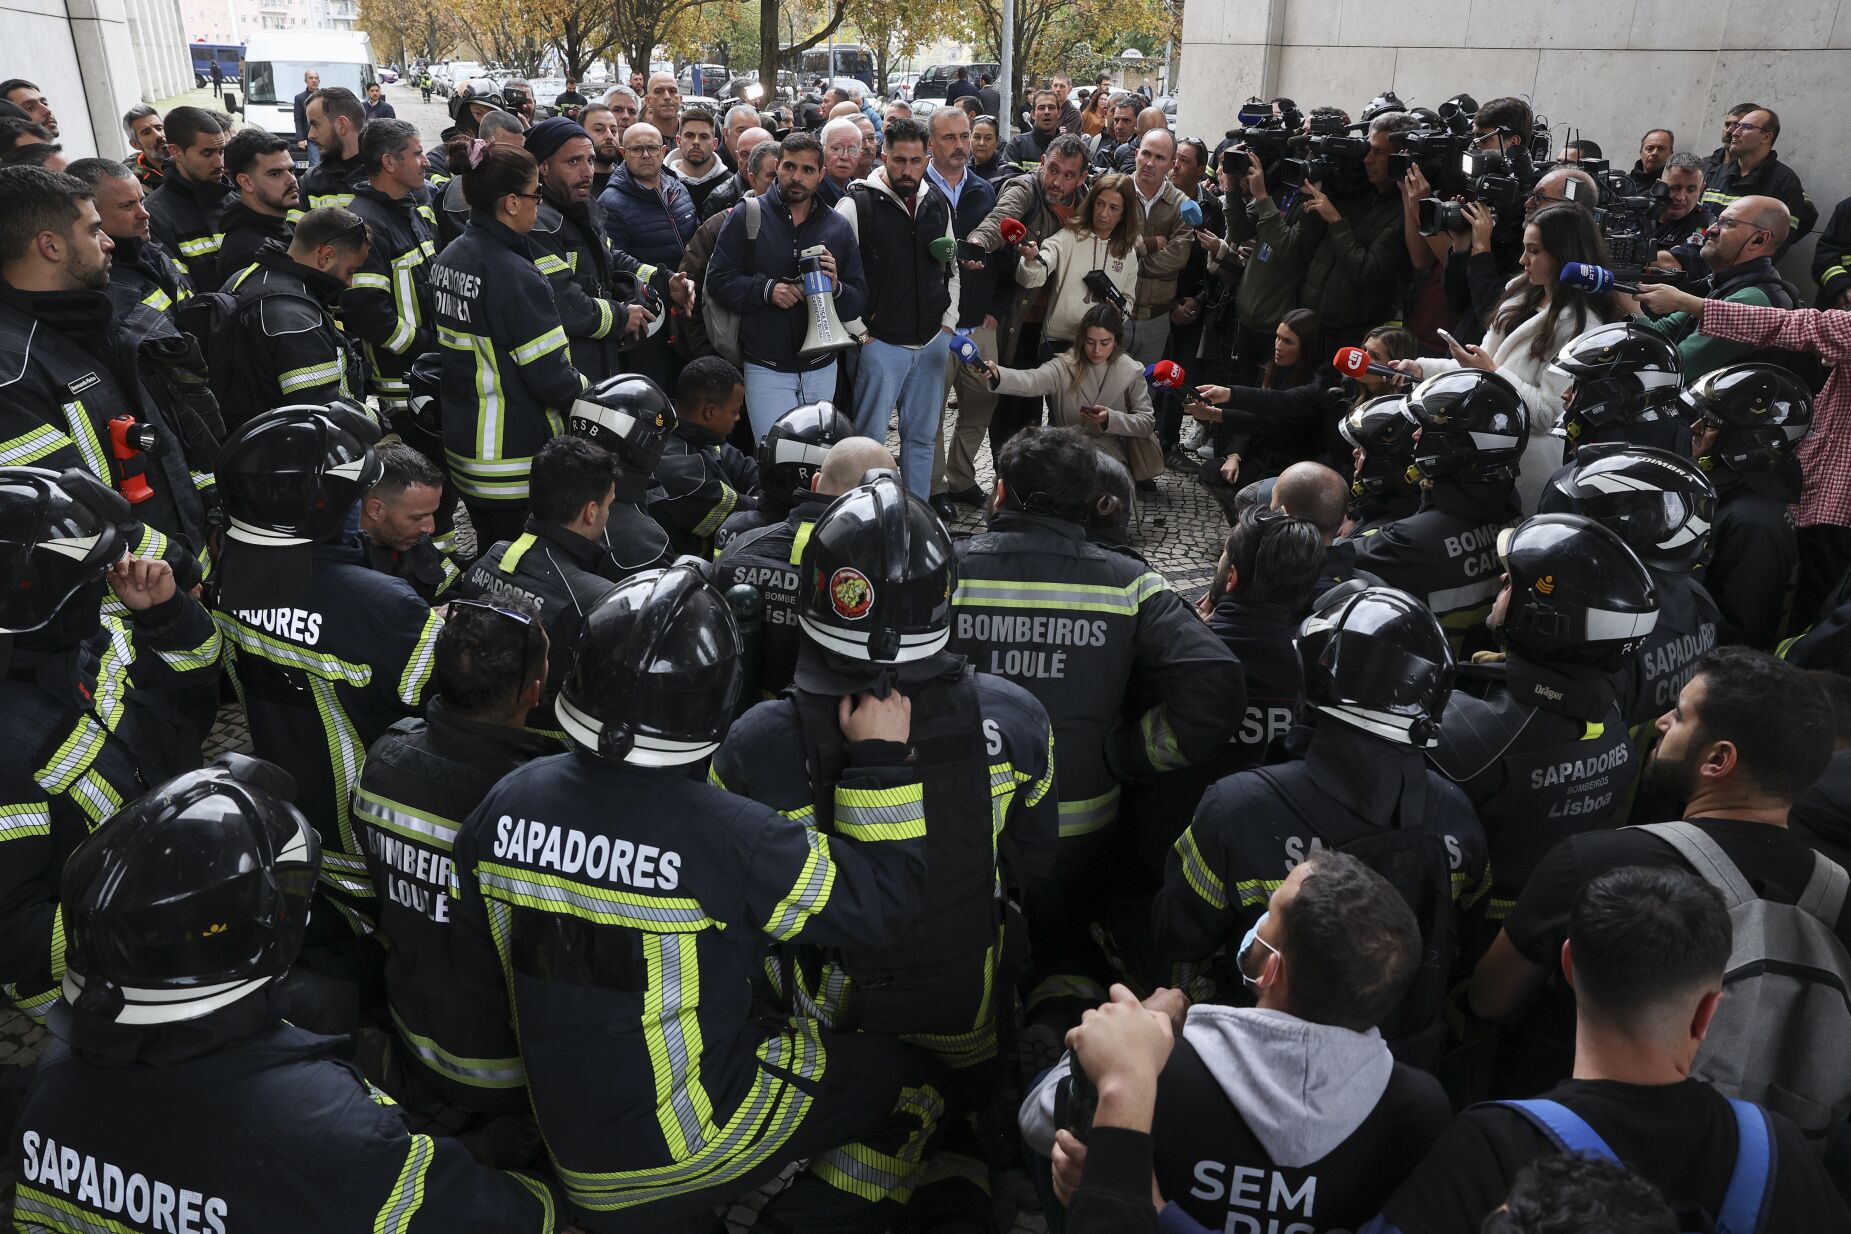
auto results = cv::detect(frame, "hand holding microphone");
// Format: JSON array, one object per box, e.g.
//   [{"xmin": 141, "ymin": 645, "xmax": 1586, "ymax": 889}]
[
  {"xmin": 1333, "ymin": 346, "xmax": 1406, "ymax": 382},
  {"xmin": 1145, "ymin": 360, "xmax": 1186, "ymax": 391}
]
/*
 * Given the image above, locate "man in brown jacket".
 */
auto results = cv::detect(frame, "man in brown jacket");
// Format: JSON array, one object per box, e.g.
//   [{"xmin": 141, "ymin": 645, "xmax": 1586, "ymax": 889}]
[{"xmin": 1124, "ymin": 128, "xmax": 1195, "ymax": 369}]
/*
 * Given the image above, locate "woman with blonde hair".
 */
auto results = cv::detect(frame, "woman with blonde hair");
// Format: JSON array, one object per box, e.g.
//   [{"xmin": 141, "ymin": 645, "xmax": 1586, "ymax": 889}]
[
  {"xmin": 1015, "ymin": 171, "xmax": 1142, "ymax": 356},
  {"xmin": 979, "ymin": 302, "xmax": 1163, "ymax": 480}
]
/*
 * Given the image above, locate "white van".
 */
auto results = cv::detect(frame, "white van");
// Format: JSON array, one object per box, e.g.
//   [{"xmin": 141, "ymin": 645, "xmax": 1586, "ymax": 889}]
[{"xmin": 240, "ymin": 29, "xmax": 377, "ymax": 171}]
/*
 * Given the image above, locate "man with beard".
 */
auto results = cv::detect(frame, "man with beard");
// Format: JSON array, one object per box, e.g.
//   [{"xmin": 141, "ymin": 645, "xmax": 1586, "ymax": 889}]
[
  {"xmin": 581, "ymin": 102, "xmax": 623, "ymax": 196},
  {"xmin": 143, "ymin": 106, "xmax": 233, "ymax": 292},
  {"xmin": 297, "ymin": 87, "xmax": 366, "ymax": 215},
  {"xmin": 122, "ymin": 104, "xmax": 166, "ymax": 190},
  {"xmin": 699, "ymin": 124, "xmax": 772, "ymax": 221},
  {"xmin": 217, "ymin": 129, "xmax": 300, "ymax": 280},
  {"xmin": 666, "ymin": 103, "xmax": 728, "ymax": 214},
  {"xmin": 340, "ymin": 120, "xmax": 436, "ymax": 426},
  {"xmin": 66, "ymin": 158, "xmax": 191, "ymax": 316},
  {"xmin": 1469, "ymin": 647, "xmax": 1849, "ymax": 1089},
  {"xmin": 527, "ymin": 116, "xmax": 655, "ymax": 383}
]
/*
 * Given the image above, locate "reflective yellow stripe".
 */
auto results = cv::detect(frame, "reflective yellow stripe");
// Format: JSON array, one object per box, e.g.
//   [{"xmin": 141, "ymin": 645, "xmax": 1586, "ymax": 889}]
[
  {"xmin": 951, "ymin": 572, "xmax": 1166, "ymax": 615},
  {"xmin": 390, "ymin": 1006, "xmax": 526, "ymax": 1088},
  {"xmin": 510, "ymin": 324, "xmax": 568, "ymax": 365},
  {"xmin": 1174, "ymin": 826, "xmax": 1227, "ymax": 910},
  {"xmin": 832, "ymin": 781, "xmax": 926, "ymax": 842},
  {"xmin": 0, "ymin": 423, "xmax": 76, "ymax": 467},
  {"xmin": 641, "ymin": 933, "xmax": 717, "ymax": 1158},
  {"xmin": 373, "ymin": 1134, "xmax": 434, "ymax": 1234},
  {"xmin": 278, "ymin": 358, "xmax": 346, "ymax": 393},
  {"xmin": 1056, "ymin": 786, "xmax": 1119, "ymax": 838},
  {"xmin": 691, "ymin": 484, "xmax": 739, "ymax": 539},
  {"xmin": 397, "ymin": 609, "xmax": 444, "ymax": 705},
  {"xmin": 500, "ymin": 531, "xmax": 538, "ymax": 573},
  {"xmin": 763, "ymin": 826, "xmax": 837, "ymax": 940}
]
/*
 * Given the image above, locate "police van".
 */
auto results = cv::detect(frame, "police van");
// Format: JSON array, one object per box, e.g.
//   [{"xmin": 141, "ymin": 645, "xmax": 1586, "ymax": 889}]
[{"xmin": 238, "ymin": 29, "xmax": 378, "ymax": 172}]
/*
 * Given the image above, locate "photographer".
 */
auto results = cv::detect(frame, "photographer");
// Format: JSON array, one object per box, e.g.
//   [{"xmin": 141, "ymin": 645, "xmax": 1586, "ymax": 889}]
[
  {"xmin": 1299, "ymin": 111, "xmax": 1418, "ymax": 347},
  {"xmin": 1425, "ymin": 98, "xmax": 1547, "ymax": 337},
  {"xmin": 1635, "ymin": 194, "xmax": 1795, "ymax": 377},
  {"xmin": 1222, "ymin": 136, "xmax": 1319, "ymax": 385},
  {"xmin": 1650, "ymin": 152, "xmax": 1713, "ymax": 250}
]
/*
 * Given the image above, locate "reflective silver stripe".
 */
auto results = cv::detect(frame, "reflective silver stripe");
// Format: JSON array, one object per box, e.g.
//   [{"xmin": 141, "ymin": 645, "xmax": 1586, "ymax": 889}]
[
  {"xmin": 391, "ymin": 1006, "xmax": 525, "ymax": 1087},
  {"xmin": 1427, "ymin": 577, "xmax": 1500, "ymax": 616},
  {"xmin": 376, "ymin": 1134, "xmax": 434, "ymax": 1234},
  {"xmin": 951, "ymin": 576, "xmax": 1159, "ymax": 615},
  {"xmin": 354, "ymin": 790, "xmax": 459, "ymax": 847},
  {"xmin": 477, "ymin": 864, "xmax": 714, "ymax": 929}
]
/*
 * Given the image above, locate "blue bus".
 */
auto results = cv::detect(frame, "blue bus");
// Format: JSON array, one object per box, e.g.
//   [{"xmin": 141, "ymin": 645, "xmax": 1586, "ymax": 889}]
[
  {"xmin": 190, "ymin": 42, "xmax": 244, "ymax": 87},
  {"xmin": 790, "ymin": 42, "xmax": 874, "ymax": 90}
]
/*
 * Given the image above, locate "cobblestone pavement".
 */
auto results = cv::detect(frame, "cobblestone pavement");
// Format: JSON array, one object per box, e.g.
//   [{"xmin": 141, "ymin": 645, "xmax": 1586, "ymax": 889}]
[{"xmin": 3, "ymin": 89, "xmax": 1232, "ymax": 1226}]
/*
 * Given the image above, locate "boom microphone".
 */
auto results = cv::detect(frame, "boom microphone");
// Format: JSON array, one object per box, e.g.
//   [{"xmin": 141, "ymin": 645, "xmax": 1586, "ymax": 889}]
[
  {"xmin": 1145, "ymin": 360, "xmax": 1185, "ymax": 390},
  {"xmin": 1560, "ymin": 262, "xmax": 1637, "ymax": 295},
  {"xmin": 1333, "ymin": 346, "xmax": 1403, "ymax": 381}
]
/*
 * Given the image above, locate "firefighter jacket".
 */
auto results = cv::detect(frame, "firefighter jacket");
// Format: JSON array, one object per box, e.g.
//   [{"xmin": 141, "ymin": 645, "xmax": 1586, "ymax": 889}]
[
  {"xmin": 433, "ymin": 215, "xmax": 589, "ymax": 509},
  {"xmin": 711, "ymin": 654, "xmax": 1057, "ymax": 1067},
  {"xmin": 448, "ymin": 744, "xmax": 929, "ymax": 1217},
  {"xmin": 648, "ymin": 420, "xmax": 758, "ymax": 559},
  {"xmin": 215, "ymin": 196, "xmax": 294, "ymax": 287},
  {"xmin": 104, "ymin": 235, "xmax": 191, "ymax": 318},
  {"xmin": 227, "ymin": 246, "xmax": 367, "ymax": 425},
  {"xmin": 948, "ymin": 511, "xmax": 1244, "ymax": 841},
  {"xmin": 343, "ymin": 183, "xmax": 439, "ymax": 415},
  {"xmin": 1352, "ymin": 480, "xmax": 1520, "ymax": 656},
  {"xmin": 362, "ymin": 532, "xmax": 464, "ymax": 604},
  {"xmin": 1427, "ymin": 657, "xmax": 1636, "ymax": 920},
  {"xmin": 354, "ymin": 698, "xmax": 558, "ymax": 1112},
  {"xmin": 713, "ymin": 491, "xmax": 829, "ymax": 698},
  {"xmin": 0, "ymin": 589, "xmax": 221, "ymax": 1024},
  {"xmin": 143, "ymin": 169, "xmax": 235, "ymax": 291},
  {"xmin": 530, "ymin": 191, "xmax": 645, "ymax": 382},
  {"xmin": 213, "ymin": 538, "xmax": 444, "ymax": 934},
  {"xmin": 14, "ymin": 1017, "xmax": 561, "ymax": 1233},
  {"xmin": 0, "ymin": 282, "xmax": 222, "ymax": 553},
  {"xmin": 297, "ymin": 149, "xmax": 365, "ymax": 214}
]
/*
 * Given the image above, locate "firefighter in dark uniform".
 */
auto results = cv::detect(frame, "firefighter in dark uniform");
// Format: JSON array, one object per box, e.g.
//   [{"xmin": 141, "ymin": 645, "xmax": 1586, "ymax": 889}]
[
  {"xmin": 458, "ymin": 434, "xmax": 648, "ymax": 737},
  {"xmin": 223, "ymin": 207, "xmax": 371, "ymax": 428},
  {"xmin": 562, "ymin": 374, "xmax": 677, "ymax": 576},
  {"xmin": 947, "ymin": 426, "xmax": 1243, "ymax": 1023},
  {"xmin": 0, "ymin": 467, "xmax": 221, "ymax": 1026},
  {"xmin": 1336, "ymin": 394, "xmax": 1422, "ymax": 538},
  {"xmin": 715, "ymin": 400, "xmax": 855, "ymax": 554},
  {"xmin": 1354, "ymin": 371, "xmax": 1527, "ymax": 655},
  {"xmin": 211, "ymin": 406, "xmax": 444, "ymax": 939},
  {"xmin": 13, "ymin": 757, "xmax": 563, "ymax": 1234},
  {"xmin": 1154, "ymin": 584, "xmax": 1491, "ymax": 1064},
  {"xmin": 716, "ymin": 425, "xmax": 888, "ymax": 701},
  {"xmin": 713, "ymin": 473, "xmax": 1058, "ymax": 1072},
  {"xmin": 525, "ymin": 116, "xmax": 657, "ymax": 383},
  {"xmin": 1678, "ymin": 363, "xmax": 1810, "ymax": 650},
  {"xmin": 1552, "ymin": 320, "xmax": 1689, "ymax": 458},
  {"xmin": 1537, "ymin": 445, "xmax": 1721, "ymax": 727},
  {"xmin": 650, "ymin": 356, "xmax": 759, "ymax": 559},
  {"xmin": 354, "ymin": 596, "xmax": 555, "ymax": 1124},
  {"xmin": 1427, "ymin": 514, "xmax": 1659, "ymax": 924},
  {"xmin": 448, "ymin": 564, "xmax": 943, "ymax": 1233},
  {"xmin": 343, "ymin": 119, "xmax": 440, "ymax": 430},
  {"xmin": 359, "ymin": 443, "xmax": 465, "ymax": 604}
]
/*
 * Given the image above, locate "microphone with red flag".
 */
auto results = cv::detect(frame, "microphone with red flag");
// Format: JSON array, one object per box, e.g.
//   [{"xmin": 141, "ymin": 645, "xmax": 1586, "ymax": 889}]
[
  {"xmin": 1146, "ymin": 360, "xmax": 1186, "ymax": 390},
  {"xmin": 1333, "ymin": 346, "xmax": 1403, "ymax": 381}
]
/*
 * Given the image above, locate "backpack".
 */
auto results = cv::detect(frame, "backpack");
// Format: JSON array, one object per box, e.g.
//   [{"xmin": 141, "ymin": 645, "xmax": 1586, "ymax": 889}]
[
  {"xmin": 702, "ymin": 194, "xmax": 760, "ymax": 368},
  {"xmin": 174, "ymin": 291, "xmax": 260, "ymax": 425},
  {"xmin": 1251, "ymin": 766, "xmax": 1458, "ymax": 1070},
  {"xmin": 1635, "ymin": 821, "xmax": 1851, "ymax": 1147},
  {"xmin": 1492, "ymin": 1096, "xmax": 1772, "ymax": 1234}
]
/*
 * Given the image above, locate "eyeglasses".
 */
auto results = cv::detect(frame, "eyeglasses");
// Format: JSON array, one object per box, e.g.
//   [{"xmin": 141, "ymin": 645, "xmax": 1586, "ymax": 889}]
[
  {"xmin": 825, "ymin": 144, "xmax": 860, "ymax": 156},
  {"xmin": 1715, "ymin": 217, "xmax": 1771, "ymax": 241},
  {"xmin": 1731, "ymin": 121, "xmax": 1769, "ymax": 136},
  {"xmin": 510, "ymin": 190, "xmax": 544, "ymax": 203},
  {"xmin": 624, "ymin": 144, "xmax": 664, "ymax": 156},
  {"xmin": 447, "ymin": 598, "xmax": 535, "ymax": 626}
]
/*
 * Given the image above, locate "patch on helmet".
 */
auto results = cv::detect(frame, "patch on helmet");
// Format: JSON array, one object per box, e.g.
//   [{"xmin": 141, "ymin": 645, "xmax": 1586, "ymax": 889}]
[
  {"xmin": 830, "ymin": 567, "xmax": 874, "ymax": 620},
  {"xmin": 1535, "ymin": 575, "xmax": 1555, "ymax": 596}
]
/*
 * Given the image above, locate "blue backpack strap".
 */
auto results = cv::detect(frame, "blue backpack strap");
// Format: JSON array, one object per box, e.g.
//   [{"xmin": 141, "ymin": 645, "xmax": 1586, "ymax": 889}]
[
  {"xmin": 1489, "ymin": 1100, "xmax": 1622, "ymax": 1163},
  {"xmin": 1717, "ymin": 1100, "xmax": 1774, "ymax": 1234}
]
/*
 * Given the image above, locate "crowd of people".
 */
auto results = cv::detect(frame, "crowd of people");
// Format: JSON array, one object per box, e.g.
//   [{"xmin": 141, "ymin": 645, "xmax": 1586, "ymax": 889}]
[{"xmin": 4, "ymin": 62, "xmax": 1851, "ymax": 1234}]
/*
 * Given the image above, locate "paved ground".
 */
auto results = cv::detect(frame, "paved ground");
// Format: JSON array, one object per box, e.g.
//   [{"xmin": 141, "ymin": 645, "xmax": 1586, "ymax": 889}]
[{"xmin": 2, "ymin": 79, "xmax": 1235, "ymax": 1230}]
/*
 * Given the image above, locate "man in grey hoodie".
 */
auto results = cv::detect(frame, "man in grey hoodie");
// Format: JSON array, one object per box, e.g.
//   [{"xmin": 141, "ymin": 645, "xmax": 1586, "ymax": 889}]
[{"xmin": 1022, "ymin": 850, "xmax": 1452, "ymax": 1233}]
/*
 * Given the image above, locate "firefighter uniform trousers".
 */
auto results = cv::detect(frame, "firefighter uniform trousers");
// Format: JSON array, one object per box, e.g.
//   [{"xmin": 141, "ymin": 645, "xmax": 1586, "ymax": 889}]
[{"xmin": 450, "ymin": 748, "xmax": 945, "ymax": 1233}]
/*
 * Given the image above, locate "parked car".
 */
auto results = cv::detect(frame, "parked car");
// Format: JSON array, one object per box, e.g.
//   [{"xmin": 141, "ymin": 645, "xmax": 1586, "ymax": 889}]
[{"xmin": 912, "ymin": 62, "xmax": 999, "ymax": 107}]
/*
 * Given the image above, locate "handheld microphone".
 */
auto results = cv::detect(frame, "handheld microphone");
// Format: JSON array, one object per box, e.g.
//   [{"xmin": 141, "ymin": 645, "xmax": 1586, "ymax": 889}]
[
  {"xmin": 1559, "ymin": 262, "xmax": 1638, "ymax": 294},
  {"xmin": 998, "ymin": 217, "xmax": 1028, "ymax": 246},
  {"xmin": 1333, "ymin": 346, "xmax": 1403, "ymax": 381},
  {"xmin": 1179, "ymin": 198, "xmax": 1203, "ymax": 227},
  {"xmin": 1145, "ymin": 360, "xmax": 1185, "ymax": 390},
  {"xmin": 950, "ymin": 335, "xmax": 983, "ymax": 366},
  {"xmin": 928, "ymin": 235, "xmax": 959, "ymax": 264}
]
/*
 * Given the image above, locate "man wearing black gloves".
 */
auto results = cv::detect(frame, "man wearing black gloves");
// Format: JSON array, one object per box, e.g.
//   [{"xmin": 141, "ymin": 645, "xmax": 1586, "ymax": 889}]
[
  {"xmin": 448, "ymin": 564, "xmax": 943, "ymax": 1230},
  {"xmin": 13, "ymin": 758, "xmax": 564, "ymax": 1233},
  {"xmin": 354, "ymin": 595, "xmax": 554, "ymax": 1124},
  {"xmin": 1155, "ymin": 585, "xmax": 1490, "ymax": 1060},
  {"xmin": 1428, "ymin": 514, "xmax": 1657, "ymax": 933},
  {"xmin": 1354, "ymin": 371, "xmax": 1526, "ymax": 654},
  {"xmin": 1537, "ymin": 446, "xmax": 1719, "ymax": 727},
  {"xmin": 950, "ymin": 426, "xmax": 1242, "ymax": 1027},
  {"xmin": 0, "ymin": 468, "xmax": 221, "ymax": 1027},
  {"xmin": 713, "ymin": 475, "xmax": 1055, "ymax": 1227},
  {"xmin": 1679, "ymin": 363, "xmax": 1809, "ymax": 649}
]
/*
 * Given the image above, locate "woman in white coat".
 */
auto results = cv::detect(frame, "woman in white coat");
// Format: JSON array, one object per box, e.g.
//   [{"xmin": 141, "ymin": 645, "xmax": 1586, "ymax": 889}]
[
  {"xmin": 1391, "ymin": 203, "xmax": 1623, "ymax": 513},
  {"xmin": 1015, "ymin": 172, "xmax": 1142, "ymax": 355}
]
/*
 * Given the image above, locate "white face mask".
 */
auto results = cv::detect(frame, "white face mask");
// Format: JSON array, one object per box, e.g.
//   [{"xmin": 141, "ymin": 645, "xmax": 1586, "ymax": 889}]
[{"xmin": 1239, "ymin": 910, "xmax": 1280, "ymax": 989}]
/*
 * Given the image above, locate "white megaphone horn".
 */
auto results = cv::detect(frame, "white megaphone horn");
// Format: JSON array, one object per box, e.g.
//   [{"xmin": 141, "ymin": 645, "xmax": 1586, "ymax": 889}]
[{"xmin": 797, "ymin": 245, "xmax": 855, "ymax": 360}]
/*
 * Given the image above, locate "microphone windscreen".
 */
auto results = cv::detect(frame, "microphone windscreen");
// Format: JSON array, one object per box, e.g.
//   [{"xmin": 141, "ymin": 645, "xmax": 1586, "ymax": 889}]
[
  {"xmin": 999, "ymin": 217, "xmax": 1028, "ymax": 244},
  {"xmin": 1559, "ymin": 262, "xmax": 1613, "ymax": 293},
  {"xmin": 950, "ymin": 335, "xmax": 982, "ymax": 365},
  {"xmin": 1179, "ymin": 198, "xmax": 1203, "ymax": 227},
  {"xmin": 1145, "ymin": 360, "xmax": 1185, "ymax": 389},
  {"xmin": 1333, "ymin": 346, "xmax": 1372, "ymax": 378}
]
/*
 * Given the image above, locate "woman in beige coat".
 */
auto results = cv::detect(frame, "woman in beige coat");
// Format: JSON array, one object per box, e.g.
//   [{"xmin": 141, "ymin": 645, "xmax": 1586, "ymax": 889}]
[
  {"xmin": 979, "ymin": 303, "xmax": 1163, "ymax": 480},
  {"xmin": 1015, "ymin": 172, "xmax": 1142, "ymax": 352}
]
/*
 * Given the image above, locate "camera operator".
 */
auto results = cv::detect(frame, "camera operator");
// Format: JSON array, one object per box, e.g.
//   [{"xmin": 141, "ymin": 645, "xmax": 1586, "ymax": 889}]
[
  {"xmin": 1629, "ymin": 128, "xmax": 1674, "ymax": 192},
  {"xmin": 1429, "ymin": 97, "xmax": 1547, "ymax": 338},
  {"xmin": 1298, "ymin": 111, "xmax": 1418, "ymax": 348},
  {"xmin": 1221, "ymin": 133, "xmax": 1316, "ymax": 385},
  {"xmin": 1635, "ymin": 194, "xmax": 1797, "ymax": 377},
  {"xmin": 1649, "ymin": 151, "xmax": 1713, "ymax": 251}
]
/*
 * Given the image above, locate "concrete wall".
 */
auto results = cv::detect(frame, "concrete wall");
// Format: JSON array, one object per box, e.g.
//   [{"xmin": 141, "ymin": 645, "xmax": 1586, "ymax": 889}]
[
  {"xmin": 2, "ymin": 0, "xmax": 189, "ymax": 161},
  {"xmin": 1177, "ymin": 0, "xmax": 1851, "ymax": 282}
]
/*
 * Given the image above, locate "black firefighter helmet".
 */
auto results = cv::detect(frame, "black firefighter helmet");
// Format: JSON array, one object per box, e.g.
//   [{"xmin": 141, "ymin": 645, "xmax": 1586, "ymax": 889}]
[{"xmin": 798, "ymin": 472, "xmax": 956, "ymax": 665}]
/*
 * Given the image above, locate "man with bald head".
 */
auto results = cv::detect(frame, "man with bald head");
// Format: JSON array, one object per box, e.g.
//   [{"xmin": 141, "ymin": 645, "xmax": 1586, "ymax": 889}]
[
  {"xmin": 1636, "ymin": 194, "xmax": 1797, "ymax": 376},
  {"xmin": 644, "ymin": 71, "xmax": 680, "ymax": 140},
  {"xmin": 1270, "ymin": 460, "xmax": 1380, "ymax": 601},
  {"xmin": 1526, "ymin": 164, "xmax": 1600, "ymax": 215},
  {"xmin": 715, "ymin": 434, "xmax": 896, "ymax": 696},
  {"xmin": 700, "ymin": 125, "xmax": 773, "ymax": 220}
]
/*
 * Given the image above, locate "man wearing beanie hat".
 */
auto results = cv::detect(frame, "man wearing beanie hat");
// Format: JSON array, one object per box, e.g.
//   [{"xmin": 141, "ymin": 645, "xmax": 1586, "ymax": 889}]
[{"xmin": 529, "ymin": 115, "xmax": 677, "ymax": 382}]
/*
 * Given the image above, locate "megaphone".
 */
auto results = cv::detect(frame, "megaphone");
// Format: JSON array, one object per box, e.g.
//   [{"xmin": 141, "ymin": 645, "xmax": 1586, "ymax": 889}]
[
  {"xmin": 1145, "ymin": 360, "xmax": 1185, "ymax": 390},
  {"xmin": 797, "ymin": 246, "xmax": 856, "ymax": 360},
  {"xmin": 1179, "ymin": 198, "xmax": 1203, "ymax": 227},
  {"xmin": 950, "ymin": 335, "xmax": 983, "ymax": 366},
  {"xmin": 928, "ymin": 235, "xmax": 959, "ymax": 264},
  {"xmin": 999, "ymin": 217, "xmax": 1028, "ymax": 246}
]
